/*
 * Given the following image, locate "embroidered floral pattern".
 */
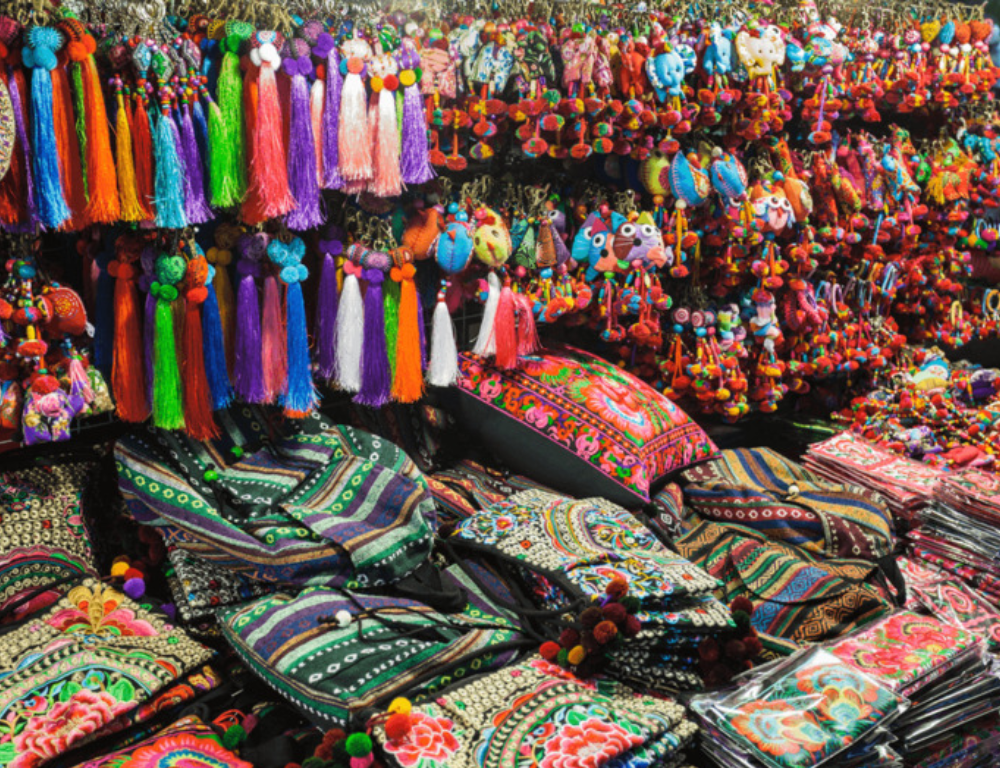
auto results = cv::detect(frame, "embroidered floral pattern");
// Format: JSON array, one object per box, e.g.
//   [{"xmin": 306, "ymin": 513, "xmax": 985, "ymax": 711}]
[
  {"xmin": 539, "ymin": 718, "xmax": 644, "ymax": 768},
  {"xmin": 383, "ymin": 712, "xmax": 460, "ymax": 767}
]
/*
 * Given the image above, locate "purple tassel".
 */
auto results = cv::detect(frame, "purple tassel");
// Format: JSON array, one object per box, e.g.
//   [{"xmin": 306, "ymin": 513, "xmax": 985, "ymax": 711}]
[
  {"xmin": 234, "ymin": 258, "xmax": 267, "ymax": 403},
  {"xmin": 285, "ymin": 73, "xmax": 323, "ymax": 230},
  {"xmin": 354, "ymin": 268, "xmax": 391, "ymax": 407},
  {"xmin": 178, "ymin": 105, "xmax": 213, "ymax": 224},
  {"xmin": 398, "ymin": 48, "xmax": 435, "ymax": 186},
  {"xmin": 315, "ymin": 251, "xmax": 340, "ymax": 380},
  {"xmin": 5, "ymin": 69, "xmax": 39, "ymax": 232},
  {"xmin": 322, "ymin": 50, "xmax": 344, "ymax": 189}
]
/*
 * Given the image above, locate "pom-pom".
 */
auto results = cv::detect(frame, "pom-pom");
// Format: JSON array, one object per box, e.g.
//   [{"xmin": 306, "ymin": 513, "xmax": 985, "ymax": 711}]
[
  {"xmin": 124, "ymin": 578, "xmax": 145, "ymax": 599},
  {"xmin": 558, "ymin": 628, "xmax": 580, "ymax": 648},
  {"xmin": 567, "ymin": 645, "xmax": 586, "ymax": 666},
  {"xmin": 698, "ymin": 638, "xmax": 720, "ymax": 663},
  {"xmin": 222, "ymin": 725, "xmax": 247, "ymax": 750},
  {"xmin": 593, "ymin": 621, "xmax": 618, "ymax": 645},
  {"xmin": 322, "ymin": 729, "xmax": 347, "ymax": 748},
  {"xmin": 743, "ymin": 636, "xmax": 763, "ymax": 657},
  {"xmin": 580, "ymin": 607, "xmax": 603, "ymax": 629},
  {"xmin": 725, "ymin": 639, "xmax": 747, "ymax": 662},
  {"xmin": 620, "ymin": 595, "xmax": 641, "ymax": 614},
  {"xmin": 602, "ymin": 603, "xmax": 627, "ymax": 624},
  {"xmin": 730, "ymin": 596, "xmax": 754, "ymax": 615},
  {"xmin": 110, "ymin": 561, "xmax": 129, "ymax": 578},
  {"xmin": 606, "ymin": 576, "xmax": 628, "ymax": 599},
  {"xmin": 556, "ymin": 648, "xmax": 569, "ymax": 666},
  {"xmin": 388, "ymin": 698, "xmax": 411, "ymax": 716},
  {"xmin": 732, "ymin": 610, "xmax": 751, "ymax": 631},
  {"xmin": 623, "ymin": 615, "xmax": 641, "ymax": 638},
  {"xmin": 344, "ymin": 733, "xmax": 372, "ymax": 758},
  {"xmin": 540, "ymin": 641, "xmax": 561, "ymax": 661},
  {"xmin": 385, "ymin": 713, "xmax": 412, "ymax": 742},
  {"xmin": 124, "ymin": 567, "xmax": 144, "ymax": 581}
]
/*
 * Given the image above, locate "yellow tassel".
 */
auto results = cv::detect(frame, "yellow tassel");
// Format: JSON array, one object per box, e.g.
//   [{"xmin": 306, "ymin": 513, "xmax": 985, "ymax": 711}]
[{"xmin": 115, "ymin": 93, "xmax": 145, "ymax": 222}]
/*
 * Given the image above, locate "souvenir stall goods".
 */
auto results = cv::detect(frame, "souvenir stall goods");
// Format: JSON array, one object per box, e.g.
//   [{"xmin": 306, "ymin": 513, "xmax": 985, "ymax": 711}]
[
  {"xmin": 803, "ymin": 431, "xmax": 943, "ymax": 526},
  {"xmin": 691, "ymin": 647, "xmax": 906, "ymax": 768}
]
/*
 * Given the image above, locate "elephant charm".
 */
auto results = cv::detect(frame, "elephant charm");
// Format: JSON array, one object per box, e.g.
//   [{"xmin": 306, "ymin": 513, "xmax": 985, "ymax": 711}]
[{"xmin": 734, "ymin": 26, "xmax": 786, "ymax": 80}]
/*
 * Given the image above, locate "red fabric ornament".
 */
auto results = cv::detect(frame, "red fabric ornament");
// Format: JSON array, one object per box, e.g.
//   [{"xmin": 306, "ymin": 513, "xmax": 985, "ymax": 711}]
[
  {"xmin": 558, "ymin": 627, "xmax": 580, "ymax": 648},
  {"xmin": 385, "ymin": 713, "xmax": 412, "ymax": 742},
  {"xmin": 593, "ymin": 620, "xmax": 618, "ymax": 645},
  {"xmin": 602, "ymin": 602, "xmax": 627, "ymax": 624},
  {"xmin": 605, "ymin": 576, "xmax": 628, "ymax": 599}
]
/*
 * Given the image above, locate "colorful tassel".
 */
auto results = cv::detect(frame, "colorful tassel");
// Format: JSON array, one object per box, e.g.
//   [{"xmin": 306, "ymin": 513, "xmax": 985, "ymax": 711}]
[
  {"xmin": 24, "ymin": 28, "xmax": 71, "ymax": 230},
  {"xmin": 311, "ymin": 78, "xmax": 324, "ymax": 181},
  {"xmin": 427, "ymin": 286, "xmax": 459, "ymax": 387},
  {"xmin": 131, "ymin": 95, "xmax": 156, "ymax": 220},
  {"xmin": 50, "ymin": 63, "xmax": 86, "ymax": 228},
  {"xmin": 213, "ymin": 43, "xmax": 245, "ymax": 206},
  {"xmin": 338, "ymin": 39, "xmax": 373, "ymax": 183},
  {"xmin": 285, "ymin": 66, "xmax": 323, "ymax": 230},
  {"xmin": 202, "ymin": 278, "xmax": 234, "ymax": 411},
  {"xmin": 206, "ymin": 242, "xmax": 236, "ymax": 371},
  {"xmin": 322, "ymin": 48, "xmax": 344, "ymax": 189},
  {"xmin": 334, "ymin": 247, "xmax": 365, "ymax": 393},
  {"xmin": 79, "ymin": 54, "xmax": 120, "ymax": 224},
  {"xmin": 247, "ymin": 35, "xmax": 295, "ymax": 221},
  {"xmin": 391, "ymin": 260, "xmax": 423, "ymax": 402},
  {"xmin": 234, "ymin": 239, "xmax": 267, "ymax": 403},
  {"xmin": 0, "ymin": 69, "xmax": 32, "ymax": 228},
  {"xmin": 113, "ymin": 83, "xmax": 146, "ymax": 222},
  {"xmin": 315, "ymin": 233, "xmax": 342, "ymax": 380},
  {"xmin": 261, "ymin": 270, "xmax": 287, "ymax": 403},
  {"xmin": 494, "ymin": 280, "xmax": 518, "ymax": 370},
  {"xmin": 268, "ymin": 237, "xmax": 317, "ymax": 416},
  {"xmin": 398, "ymin": 46, "xmax": 435, "ymax": 185},
  {"xmin": 151, "ymin": 253, "xmax": 186, "ymax": 430},
  {"xmin": 181, "ymin": 253, "xmax": 220, "ymax": 441},
  {"xmin": 178, "ymin": 101, "xmax": 213, "ymax": 223},
  {"xmin": 356, "ymin": 255, "xmax": 392, "ymax": 408},
  {"xmin": 153, "ymin": 108, "xmax": 188, "ymax": 229},
  {"xmin": 369, "ymin": 61, "xmax": 402, "ymax": 197},
  {"xmin": 516, "ymin": 293, "xmax": 541, "ymax": 355},
  {"xmin": 110, "ymin": 234, "xmax": 149, "ymax": 422},
  {"xmin": 472, "ymin": 271, "xmax": 501, "ymax": 356}
]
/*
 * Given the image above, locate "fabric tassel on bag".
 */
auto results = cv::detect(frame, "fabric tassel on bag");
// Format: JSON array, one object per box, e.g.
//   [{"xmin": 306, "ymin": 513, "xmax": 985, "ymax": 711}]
[
  {"xmin": 234, "ymin": 241, "xmax": 267, "ymax": 404},
  {"xmin": 268, "ymin": 237, "xmax": 318, "ymax": 416},
  {"xmin": 246, "ymin": 34, "xmax": 295, "ymax": 222},
  {"xmin": 334, "ymin": 245, "xmax": 366, "ymax": 393},
  {"xmin": 356, "ymin": 252, "xmax": 393, "ymax": 407},
  {"xmin": 398, "ymin": 44, "xmax": 436, "ymax": 186},
  {"xmin": 337, "ymin": 38, "xmax": 373, "ymax": 184},
  {"xmin": 284, "ymin": 55, "xmax": 323, "ymax": 230},
  {"xmin": 181, "ymin": 255, "xmax": 220, "ymax": 441},
  {"xmin": 23, "ymin": 28, "xmax": 71, "ymax": 230},
  {"xmin": 110, "ymin": 235, "xmax": 148, "ymax": 422},
  {"xmin": 322, "ymin": 47, "xmax": 344, "ymax": 189}
]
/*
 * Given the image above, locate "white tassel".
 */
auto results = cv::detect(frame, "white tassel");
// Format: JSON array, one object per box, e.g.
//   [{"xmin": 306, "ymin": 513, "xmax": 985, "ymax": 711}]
[
  {"xmin": 427, "ymin": 297, "xmax": 459, "ymax": 387},
  {"xmin": 311, "ymin": 78, "xmax": 325, "ymax": 181},
  {"xmin": 338, "ymin": 69, "xmax": 372, "ymax": 182},
  {"xmin": 371, "ymin": 87, "xmax": 402, "ymax": 197},
  {"xmin": 334, "ymin": 271, "xmax": 364, "ymax": 392},
  {"xmin": 473, "ymin": 271, "xmax": 502, "ymax": 357}
]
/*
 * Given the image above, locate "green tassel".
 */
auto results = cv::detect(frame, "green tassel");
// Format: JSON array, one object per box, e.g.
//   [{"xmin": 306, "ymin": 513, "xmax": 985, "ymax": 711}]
[
  {"xmin": 208, "ymin": 98, "xmax": 239, "ymax": 207},
  {"xmin": 384, "ymin": 277, "xmax": 400, "ymax": 382},
  {"xmin": 217, "ymin": 51, "xmax": 246, "ymax": 201},
  {"xmin": 152, "ymin": 285, "xmax": 186, "ymax": 430},
  {"xmin": 70, "ymin": 63, "xmax": 89, "ymax": 197}
]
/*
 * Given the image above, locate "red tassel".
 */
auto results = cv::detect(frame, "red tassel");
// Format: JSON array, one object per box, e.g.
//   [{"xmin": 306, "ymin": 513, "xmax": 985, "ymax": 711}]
[
  {"xmin": 131, "ymin": 96, "xmax": 156, "ymax": 220},
  {"xmin": 247, "ymin": 63, "xmax": 295, "ymax": 221},
  {"xmin": 80, "ymin": 57, "xmax": 120, "ymax": 224},
  {"xmin": 182, "ymin": 265, "xmax": 220, "ymax": 442},
  {"xmin": 111, "ymin": 235, "xmax": 149, "ymax": 422},
  {"xmin": 241, "ymin": 65, "xmax": 266, "ymax": 224},
  {"xmin": 51, "ymin": 64, "xmax": 87, "ymax": 230},
  {"xmin": 494, "ymin": 280, "xmax": 518, "ymax": 370},
  {"xmin": 516, "ymin": 293, "xmax": 541, "ymax": 355},
  {"xmin": 0, "ymin": 71, "xmax": 28, "ymax": 226},
  {"xmin": 261, "ymin": 272, "xmax": 287, "ymax": 402}
]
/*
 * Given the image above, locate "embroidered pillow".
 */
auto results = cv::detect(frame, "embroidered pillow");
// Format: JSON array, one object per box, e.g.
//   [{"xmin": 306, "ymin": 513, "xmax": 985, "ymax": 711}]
[{"xmin": 449, "ymin": 347, "xmax": 717, "ymax": 506}]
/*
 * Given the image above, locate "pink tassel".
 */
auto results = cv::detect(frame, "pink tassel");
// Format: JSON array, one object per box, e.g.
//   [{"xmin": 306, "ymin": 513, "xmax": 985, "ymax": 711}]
[
  {"xmin": 68, "ymin": 356, "xmax": 94, "ymax": 405},
  {"xmin": 516, "ymin": 293, "xmax": 541, "ymax": 355},
  {"xmin": 251, "ymin": 63, "xmax": 296, "ymax": 220},
  {"xmin": 370, "ymin": 84, "xmax": 402, "ymax": 197},
  {"xmin": 311, "ymin": 79, "xmax": 325, "ymax": 182},
  {"xmin": 495, "ymin": 281, "xmax": 518, "ymax": 370},
  {"xmin": 338, "ymin": 43, "xmax": 373, "ymax": 183},
  {"xmin": 262, "ymin": 272, "xmax": 287, "ymax": 402}
]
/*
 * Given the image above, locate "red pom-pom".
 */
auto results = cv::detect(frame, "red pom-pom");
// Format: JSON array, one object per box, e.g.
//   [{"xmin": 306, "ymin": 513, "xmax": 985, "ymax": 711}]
[
  {"xmin": 385, "ymin": 713, "xmax": 412, "ymax": 742},
  {"xmin": 743, "ymin": 636, "xmax": 763, "ymax": 657},
  {"xmin": 698, "ymin": 638, "xmax": 719, "ymax": 663},
  {"xmin": 623, "ymin": 615, "xmax": 641, "ymax": 638},
  {"xmin": 606, "ymin": 576, "xmax": 628, "ymax": 599},
  {"xmin": 324, "ymin": 729, "xmax": 347, "ymax": 747},
  {"xmin": 602, "ymin": 603, "xmax": 627, "ymax": 625},
  {"xmin": 580, "ymin": 607, "xmax": 603, "ymax": 629},
  {"xmin": 593, "ymin": 620, "xmax": 618, "ymax": 645},
  {"xmin": 730, "ymin": 596, "xmax": 754, "ymax": 616},
  {"xmin": 31, "ymin": 375, "xmax": 60, "ymax": 395},
  {"xmin": 540, "ymin": 641, "xmax": 561, "ymax": 661},
  {"xmin": 124, "ymin": 567, "xmax": 144, "ymax": 581},
  {"xmin": 558, "ymin": 628, "xmax": 580, "ymax": 648},
  {"xmin": 383, "ymin": 74, "xmax": 399, "ymax": 91},
  {"xmin": 724, "ymin": 639, "xmax": 747, "ymax": 662}
]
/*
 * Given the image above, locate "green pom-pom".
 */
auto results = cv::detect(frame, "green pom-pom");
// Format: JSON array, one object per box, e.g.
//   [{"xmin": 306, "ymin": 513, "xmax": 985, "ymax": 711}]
[
  {"xmin": 732, "ymin": 610, "xmax": 751, "ymax": 630},
  {"xmin": 204, "ymin": 469, "xmax": 219, "ymax": 482},
  {"xmin": 556, "ymin": 648, "xmax": 570, "ymax": 667},
  {"xmin": 222, "ymin": 724, "xmax": 246, "ymax": 750},
  {"xmin": 344, "ymin": 733, "xmax": 372, "ymax": 758},
  {"xmin": 231, "ymin": 445, "xmax": 244, "ymax": 458},
  {"xmin": 620, "ymin": 596, "xmax": 641, "ymax": 614}
]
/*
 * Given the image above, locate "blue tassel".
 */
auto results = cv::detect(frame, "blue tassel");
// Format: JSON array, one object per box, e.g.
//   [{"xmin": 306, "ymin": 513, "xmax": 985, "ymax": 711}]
[
  {"xmin": 202, "ymin": 280, "xmax": 234, "ymax": 410},
  {"xmin": 29, "ymin": 66, "xmax": 70, "ymax": 229},
  {"xmin": 153, "ymin": 110, "xmax": 188, "ymax": 228},
  {"xmin": 93, "ymin": 246, "xmax": 115, "ymax": 380},
  {"xmin": 283, "ymin": 281, "xmax": 319, "ymax": 415}
]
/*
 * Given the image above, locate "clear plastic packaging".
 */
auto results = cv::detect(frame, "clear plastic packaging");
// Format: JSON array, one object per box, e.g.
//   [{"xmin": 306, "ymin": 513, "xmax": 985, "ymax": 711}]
[{"xmin": 692, "ymin": 647, "xmax": 906, "ymax": 768}]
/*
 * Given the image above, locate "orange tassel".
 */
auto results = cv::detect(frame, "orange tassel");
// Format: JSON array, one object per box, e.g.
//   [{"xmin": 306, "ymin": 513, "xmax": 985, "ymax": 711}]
[
  {"xmin": 51, "ymin": 64, "xmax": 87, "ymax": 230},
  {"xmin": 131, "ymin": 96, "xmax": 155, "ymax": 220},
  {"xmin": 111, "ymin": 235, "xmax": 149, "ymax": 422},
  {"xmin": 391, "ymin": 262, "xmax": 424, "ymax": 403},
  {"xmin": 80, "ymin": 57, "xmax": 120, "ymax": 224}
]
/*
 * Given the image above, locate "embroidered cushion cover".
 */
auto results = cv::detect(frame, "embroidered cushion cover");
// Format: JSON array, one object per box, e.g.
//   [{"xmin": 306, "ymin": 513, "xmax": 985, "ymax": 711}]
[
  {"xmin": 0, "ymin": 462, "xmax": 99, "ymax": 620},
  {"xmin": 449, "ymin": 347, "xmax": 718, "ymax": 506},
  {"xmin": 0, "ymin": 580, "xmax": 213, "ymax": 768},
  {"xmin": 116, "ymin": 408, "xmax": 438, "ymax": 590},
  {"xmin": 374, "ymin": 656, "xmax": 699, "ymax": 768}
]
